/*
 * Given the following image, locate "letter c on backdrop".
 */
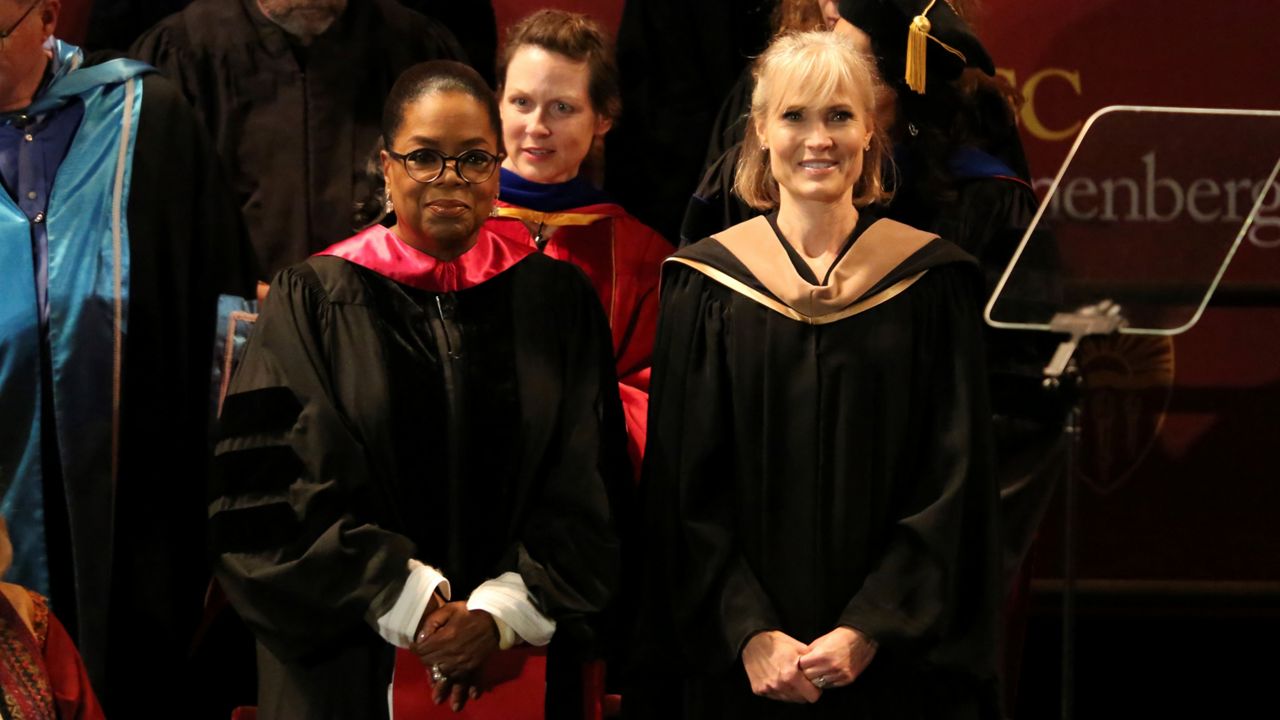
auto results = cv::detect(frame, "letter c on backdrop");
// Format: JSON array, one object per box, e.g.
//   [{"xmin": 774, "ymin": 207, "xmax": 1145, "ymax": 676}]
[{"xmin": 1022, "ymin": 68, "xmax": 1084, "ymax": 142}]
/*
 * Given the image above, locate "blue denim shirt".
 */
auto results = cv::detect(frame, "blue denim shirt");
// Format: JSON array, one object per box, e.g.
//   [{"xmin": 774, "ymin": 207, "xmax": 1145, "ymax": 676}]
[{"xmin": 0, "ymin": 83, "xmax": 85, "ymax": 329}]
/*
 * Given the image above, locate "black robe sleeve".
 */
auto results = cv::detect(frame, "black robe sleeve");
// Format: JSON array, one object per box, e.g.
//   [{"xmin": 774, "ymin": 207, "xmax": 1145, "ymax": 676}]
[
  {"xmin": 209, "ymin": 265, "xmax": 416, "ymax": 662},
  {"xmin": 640, "ymin": 265, "xmax": 781, "ymax": 668},
  {"xmin": 507, "ymin": 265, "xmax": 630, "ymax": 630},
  {"xmin": 128, "ymin": 24, "xmax": 201, "ymax": 120},
  {"xmin": 838, "ymin": 266, "xmax": 1000, "ymax": 673}
]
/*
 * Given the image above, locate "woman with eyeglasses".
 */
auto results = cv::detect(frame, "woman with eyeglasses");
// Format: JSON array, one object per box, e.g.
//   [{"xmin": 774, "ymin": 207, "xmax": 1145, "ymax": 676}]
[
  {"xmin": 487, "ymin": 9, "xmax": 673, "ymax": 474},
  {"xmin": 211, "ymin": 60, "xmax": 629, "ymax": 719}
]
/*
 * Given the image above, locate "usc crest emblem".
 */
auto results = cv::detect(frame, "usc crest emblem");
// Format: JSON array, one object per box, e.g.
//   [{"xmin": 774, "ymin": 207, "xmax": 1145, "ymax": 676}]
[{"xmin": 1077, "ymin": 334, "xmax": 1176, "ymax": 494}]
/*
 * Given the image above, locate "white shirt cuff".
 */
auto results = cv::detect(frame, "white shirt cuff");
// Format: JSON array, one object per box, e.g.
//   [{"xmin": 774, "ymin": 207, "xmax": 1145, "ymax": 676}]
[
  {"xmin": 372, "ymin": 559, "xmax": 451, "ymax": 649},
  {"xmin": 466, "ymin": 572, "xmax": 556, "ymax": 647}
]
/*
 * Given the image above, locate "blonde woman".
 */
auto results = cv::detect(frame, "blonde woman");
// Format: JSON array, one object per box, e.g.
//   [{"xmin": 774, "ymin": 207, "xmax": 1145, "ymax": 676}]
[{"xmin": 634, "ymin": 31, "xmax": 1000, "ymax": 719}]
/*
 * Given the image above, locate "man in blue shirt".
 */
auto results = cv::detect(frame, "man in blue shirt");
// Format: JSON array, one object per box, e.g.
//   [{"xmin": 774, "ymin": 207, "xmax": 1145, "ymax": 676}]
[{"xmin": 1, "ymin": 0, "xmax": 254, "ymax": 713}]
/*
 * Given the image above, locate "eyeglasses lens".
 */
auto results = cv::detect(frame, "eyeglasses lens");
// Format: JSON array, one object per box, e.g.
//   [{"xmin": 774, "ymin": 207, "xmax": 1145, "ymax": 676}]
[{"xmin": 405, "ymin": 150, "xmax": 497, "ymax": 184}]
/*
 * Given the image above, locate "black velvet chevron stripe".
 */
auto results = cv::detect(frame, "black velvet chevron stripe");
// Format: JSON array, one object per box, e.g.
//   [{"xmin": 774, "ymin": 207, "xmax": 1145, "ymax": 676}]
[
  {"xmin": 218, "ymin": 386, "xmax": 303, "ymax": 438},
  {"xmin": 209, "ymin": 502, "xmax": 300, "ymax": 555},
  {"xmin": 210, "ymin": 444, "xmax": 304, "ymax": 500}
]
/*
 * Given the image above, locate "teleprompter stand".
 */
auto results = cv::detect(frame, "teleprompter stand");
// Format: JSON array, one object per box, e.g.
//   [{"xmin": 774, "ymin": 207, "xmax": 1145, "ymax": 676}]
[{"xmin": 985, "ymin": 106, "xmax": 1280, "ymax": 720}]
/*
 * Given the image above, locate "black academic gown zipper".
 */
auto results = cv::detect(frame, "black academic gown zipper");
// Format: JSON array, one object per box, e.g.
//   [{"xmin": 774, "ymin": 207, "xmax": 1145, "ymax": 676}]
[{"xmin": 430, "ymin": 292, "xmax": 467, "ymax": 577}]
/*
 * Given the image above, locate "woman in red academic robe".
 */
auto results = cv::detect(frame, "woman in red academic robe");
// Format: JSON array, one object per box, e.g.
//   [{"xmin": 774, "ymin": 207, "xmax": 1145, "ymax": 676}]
[{"xmin": 487, "ymin": 9, "xmax": 673, "ymax": 472}]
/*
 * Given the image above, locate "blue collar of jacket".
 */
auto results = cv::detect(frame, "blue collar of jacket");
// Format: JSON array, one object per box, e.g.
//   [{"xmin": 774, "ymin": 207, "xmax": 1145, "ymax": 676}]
[{"xmin": 20, "ymin": 38, "xmax": 153, "ymax": 118}]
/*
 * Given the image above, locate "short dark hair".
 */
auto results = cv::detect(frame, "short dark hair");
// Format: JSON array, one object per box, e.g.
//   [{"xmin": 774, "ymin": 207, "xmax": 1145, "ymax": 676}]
[
  {"xmin": 496, "ymin": 9, "xmax": 621, "ymax": 122},
  {"xmin": 382, "ymin": 60, "xmax": 502, "ymax": 148}
]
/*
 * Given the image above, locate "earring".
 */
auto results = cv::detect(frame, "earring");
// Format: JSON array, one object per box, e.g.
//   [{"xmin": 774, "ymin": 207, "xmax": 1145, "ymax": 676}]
[
  {"xmin": 760, "ymin": 145, "xmax": 768, "ymax": 151},
  {"xmin": 384, "ymin": 196, "xmax": 394, "ymax": 214},
  {"xmin": 864, "ymin": 141, "xmax": 872, "ymax": 151}
]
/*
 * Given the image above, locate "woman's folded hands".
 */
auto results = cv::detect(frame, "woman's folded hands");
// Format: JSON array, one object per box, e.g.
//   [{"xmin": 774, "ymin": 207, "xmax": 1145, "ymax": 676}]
[
  {"xmin": 412, "ymin": 601, "xmax": 501, "ymax": 711},
  {"xmin": 742, "ymin": 626, "xmax": 878, "ymax": 703}
]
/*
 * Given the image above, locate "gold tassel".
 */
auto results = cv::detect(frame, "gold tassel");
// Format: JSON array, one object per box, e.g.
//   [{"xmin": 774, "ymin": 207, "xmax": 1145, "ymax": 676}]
[{"xmin": 905, "ymin": 0, "xmax": 938, "ymax": 94}]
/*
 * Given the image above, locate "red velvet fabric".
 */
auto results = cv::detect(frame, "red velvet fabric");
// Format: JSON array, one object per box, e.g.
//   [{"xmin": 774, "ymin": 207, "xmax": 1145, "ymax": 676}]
[{"xmin": 317, "ymin": 225, "xmax": 535, "ymax": 294}]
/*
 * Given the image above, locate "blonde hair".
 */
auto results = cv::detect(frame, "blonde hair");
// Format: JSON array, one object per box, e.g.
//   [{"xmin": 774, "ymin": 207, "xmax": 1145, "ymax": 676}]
[{"xmin": 735, "ymin": 31, "xmax": 893, "ymax": 210}]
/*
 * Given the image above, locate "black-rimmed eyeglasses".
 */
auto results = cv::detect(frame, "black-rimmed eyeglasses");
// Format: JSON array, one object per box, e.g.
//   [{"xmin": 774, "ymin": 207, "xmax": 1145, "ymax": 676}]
[
  {"xmin": 386, "ymin": 147, "xmax": 504, "ymax": 184},
  {"xmin": 1, "ymin": 0, "xmax": 41, "ymax": 40}
]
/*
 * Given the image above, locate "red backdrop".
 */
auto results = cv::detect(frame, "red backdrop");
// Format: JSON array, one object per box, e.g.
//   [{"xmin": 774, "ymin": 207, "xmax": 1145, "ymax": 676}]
[{"xmin": 978, "ymin": 0, "xmax": 1280, "ymax": 587}]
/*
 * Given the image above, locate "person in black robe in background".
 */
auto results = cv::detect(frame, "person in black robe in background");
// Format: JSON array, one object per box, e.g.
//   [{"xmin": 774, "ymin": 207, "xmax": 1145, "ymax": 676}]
[
  {"xmin": 130, "ymin": 0, "xmax": 466, "ymax": 277},
  {"xmin": 91, "ymin": 0, "xmax": 497, "ymax": 87},
  {"xmin": 212, "ymin": 61, "xmax": 629, "ymax": 719},
  {"xmin": 607, "ymin": 0, "xmax": 777, "ymax": 241},
  {"xmin": 630, "ymin": 31, "xmax": 1000, "ymax": 719}
]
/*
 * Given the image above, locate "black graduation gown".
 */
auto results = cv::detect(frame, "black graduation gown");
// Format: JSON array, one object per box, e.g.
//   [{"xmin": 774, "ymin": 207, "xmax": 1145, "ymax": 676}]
[
  {"xmin": 630, "ymin": 215, "xmax": 1001, "ymax": 719},
  {"xmin": 130, "ymin": 0, "xmax": 465, "ymax": 276},
  {"xmin": 211, "ymin": 233, "xmax": 629, "ymax": 719},
  {"xmin": 680, "ymin": 74, "xmax": 1067, "ymax": 586}
]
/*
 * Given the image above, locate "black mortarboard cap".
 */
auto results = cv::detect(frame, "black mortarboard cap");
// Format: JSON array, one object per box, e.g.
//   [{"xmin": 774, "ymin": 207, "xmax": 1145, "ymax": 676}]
[{"xmin": 838, "ymin": 0, "xmax": 995, "ymax": 94}]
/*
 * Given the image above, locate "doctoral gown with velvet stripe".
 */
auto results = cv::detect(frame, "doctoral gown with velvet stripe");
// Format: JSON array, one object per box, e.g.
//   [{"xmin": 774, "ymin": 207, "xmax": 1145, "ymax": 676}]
[
  {"xmin": 211, "ymin": 227, "xmax": 630, "ymax": 719},
  {"xmin": 629, "ymin": 214, "xmax": 1001, "ymax": 719}
]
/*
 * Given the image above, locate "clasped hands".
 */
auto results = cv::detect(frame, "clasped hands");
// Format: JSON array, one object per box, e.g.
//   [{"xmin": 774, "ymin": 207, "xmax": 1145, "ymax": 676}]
[
  {"xmin": 741, "ymin": 626, "xmax": 877, "ymax": 704},
  {"xmin": 410, "ymin": 600, "xmax": 500, "ymax": 712}
]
